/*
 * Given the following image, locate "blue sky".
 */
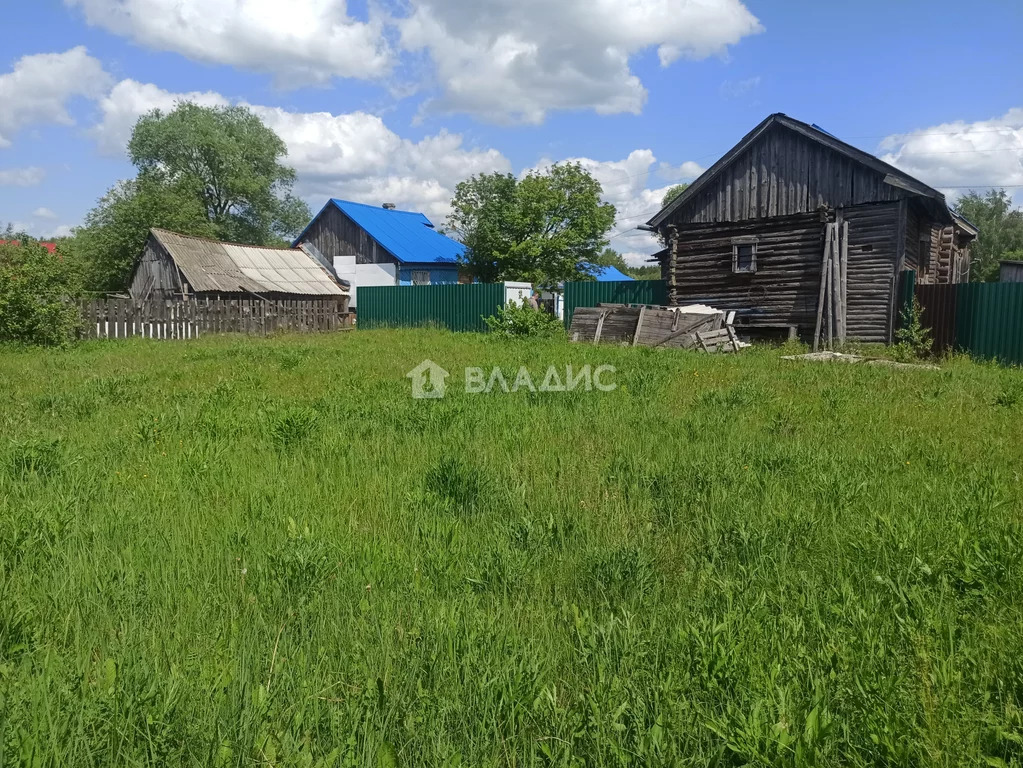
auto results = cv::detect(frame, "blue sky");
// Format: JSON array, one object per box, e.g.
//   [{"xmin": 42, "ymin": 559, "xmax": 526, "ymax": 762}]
[{"xmin": 2, "ymin": 0, "xmax": 1022, "ymax": 263}]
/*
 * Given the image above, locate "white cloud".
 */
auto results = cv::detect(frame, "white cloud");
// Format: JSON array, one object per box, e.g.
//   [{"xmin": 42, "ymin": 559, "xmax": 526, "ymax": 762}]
[
  {"xmin": 0, "ymin": 167, "xmax": 46, "ymax": 186},
  {"xmin": 92, "ymin": 79, "xmax": 230, "ymax": 155},
  {"xmin": 91, "ymin": 80, "xmax": 512, "ymax": 224},
  {"xmin": 527, "ymin": 149, "xmax": 704, "ymax": 264},
  {"xmin": 64, "ymin": 1, "xmax": 760, "ymax": 121},
  {"xmin": 250, "ymin": 106, "xmax": 512, "ymax": 222},
  {"xmin": 33, "ymin": 207, "xmax": 58, "ymax": 220},
  {"xmin": 879, "ymin": 108, "xmax": 1023, "ymax": 201},
  {"xmin": 719, "ymin": 75, "xmax": 761, "ymax": 99},
  {"xmin": 400, "ymin": 0, "xmax": 762, "ymax": 123},
  {"xmin": 0, "ymin": 47, "xmax": 111, "ymax": 147},
  {"xmin": 65, "ymin": 0, "xmax": 391, "ymax": 86}
]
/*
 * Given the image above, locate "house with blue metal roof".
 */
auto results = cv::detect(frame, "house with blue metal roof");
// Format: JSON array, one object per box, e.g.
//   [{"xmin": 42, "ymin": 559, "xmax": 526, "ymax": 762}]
[{"xmin": 295, "ymin": 199, "xmax": 465, "ymax": 306}]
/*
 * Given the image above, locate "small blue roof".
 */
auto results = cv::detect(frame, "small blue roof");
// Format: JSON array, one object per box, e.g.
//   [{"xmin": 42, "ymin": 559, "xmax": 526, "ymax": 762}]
[
  {"xmin": 300, "ymin": 199, "xmax": 465, "ymax": 266},
  {"xmin": 590, "ymin": 265, "xmax": 634, "ymax": 282}
]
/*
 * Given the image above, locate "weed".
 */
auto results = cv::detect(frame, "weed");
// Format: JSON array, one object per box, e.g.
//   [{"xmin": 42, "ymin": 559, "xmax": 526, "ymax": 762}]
[
  {"xmin": 265, "ymin": 406, "xmax": 319, "ymax": 447},
  {"xmin": 7, "ymin": 437, "xmax": 62, "ymax": 479}
]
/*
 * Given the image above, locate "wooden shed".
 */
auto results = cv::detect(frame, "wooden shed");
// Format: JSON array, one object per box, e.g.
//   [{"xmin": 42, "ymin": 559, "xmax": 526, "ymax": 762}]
[
  {"xmin": 128, "ymin": 228, "xmax": 349, "ymax": 306},
  {"xmin": 645, "ymin": 114, "xmax": 978, "ymax": 343}
]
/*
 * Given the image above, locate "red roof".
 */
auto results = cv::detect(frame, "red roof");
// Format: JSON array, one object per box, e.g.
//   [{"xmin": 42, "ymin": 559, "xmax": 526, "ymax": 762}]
[{"xmin": 0, "ymin": 240, "xmax": 57, "ymax": 254}]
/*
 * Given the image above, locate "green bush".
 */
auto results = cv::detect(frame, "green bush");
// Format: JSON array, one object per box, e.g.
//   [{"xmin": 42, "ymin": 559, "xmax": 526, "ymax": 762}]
[
  {"xmin": 893, "ymin": 296, "xmax": 933, "ymax": 361},
  {"xmin": 484, "ymin": 299, "xmax": 564, "ymax": 338},
  {"xmin": 0, "ymin": 241, "xmax": 83, "ymax": 345}
]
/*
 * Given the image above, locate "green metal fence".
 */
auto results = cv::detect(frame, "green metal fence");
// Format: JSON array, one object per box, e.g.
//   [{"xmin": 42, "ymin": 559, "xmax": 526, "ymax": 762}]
[
  {"xmin": 916, "ymin": 281, "xmax": 1023, "ymax": 366},
  {"xmin": 563, "ymin": 280, "xmax": 668, "ymax": 328},
  {"xmin": 356, "ymin": 283, "xmax": 505, "ymax": 333}
]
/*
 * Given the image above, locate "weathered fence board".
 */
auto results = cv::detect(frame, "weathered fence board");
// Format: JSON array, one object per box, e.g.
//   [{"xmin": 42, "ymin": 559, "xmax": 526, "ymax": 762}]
[{"xmin": 79, "ymin": 297, "xmax": 352, "ymax": 340}]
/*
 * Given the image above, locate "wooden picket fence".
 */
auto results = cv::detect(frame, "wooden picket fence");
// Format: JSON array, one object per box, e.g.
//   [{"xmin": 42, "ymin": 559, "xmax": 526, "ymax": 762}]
[{"xmin": 79, "ymin": 297, "xmax": 352, "ymax": 340}]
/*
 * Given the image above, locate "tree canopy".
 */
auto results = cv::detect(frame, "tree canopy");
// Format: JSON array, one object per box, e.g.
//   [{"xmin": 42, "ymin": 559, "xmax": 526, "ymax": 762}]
[
  {"xmin": 953, "ymin": 189, "xmax": 1023, "ymax": 282},
  {"xmin": 661, "ymin": 183, "xmax": 689, "ymax": 210},
  {"xmin": 0, "ymin": 240, "xmax": 83, "ymax": 345},
  {"xmin": 448, "ymin": 163, "xmax": 616, "ymax": 287},
  {"xmin": 74, "ymin": 103, "xmax": 310, "ymax": 291}
]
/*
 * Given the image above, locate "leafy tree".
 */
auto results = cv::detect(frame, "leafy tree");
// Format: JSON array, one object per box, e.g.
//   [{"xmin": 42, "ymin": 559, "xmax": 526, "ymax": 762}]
[
  {"xmin": 656, "ymin": 183, "xmax": 690, "ymax": 247},
  {"xmin": 1, "ymin": 223, "xmax": 31, "ymax": 241},
  {"xmin": 449, "ymin": 163, "xmax": 616, "ymax": 287},
  {"xmin": 72, "ymin": 176, "xmax": 215, "ymax": 292},
  {"xmin": 592, "ymin": 247, "xmax": 629, "ymax": 271},
  {"xmin": 626, "ymin": 264, "xmax": 663, "ymax": 280},
  {"xmin": 128, "ymin": 103, "xmax": 310, "ymax": 244},
  {"xmin": 73, "ymin": 103, "xmax": 310, "ymax": 291},
  {"xmin": 953, "ymin": 189, "xmax": 1023, "ymax": 282},
  {"xmin": 661, "ymin": 183, "xmax": 689, "ymax": 210},
  {"xmin": 0, "ymin": 240, "xmax": 83, "ymax": 345}
]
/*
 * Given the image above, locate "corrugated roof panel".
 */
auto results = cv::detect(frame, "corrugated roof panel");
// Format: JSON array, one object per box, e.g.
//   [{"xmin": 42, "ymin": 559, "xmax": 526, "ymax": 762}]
[
  {"xmin": 153, "ymin": 230, "xmax": 345, "ymax": 296},
  {"xmin": 329, "ymin": 199, "xmax": 466, "ymax": 265}
]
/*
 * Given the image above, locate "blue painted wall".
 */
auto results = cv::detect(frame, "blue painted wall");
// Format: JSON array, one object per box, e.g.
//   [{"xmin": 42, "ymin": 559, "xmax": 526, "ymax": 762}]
[{"xmin": 398, "ymin": 266, "xmax": 460, "ymax": 286}]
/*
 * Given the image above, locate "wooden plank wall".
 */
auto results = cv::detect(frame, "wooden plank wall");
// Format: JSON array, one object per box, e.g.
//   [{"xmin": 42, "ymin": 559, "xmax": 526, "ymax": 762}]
[
  {"xmin": 79, "ymin": 297, "xmax": 353, "ymax": 340},
  {"xmin": 129, "ymin": 237, "xmax": 182, "ymax": 301},
  {"xmin": 297, "ymin": 203, "xmax": 394, "ymax": 265},
  {"xmin": 669, "ymin": 125, "xmax": 902, "ymax": 225},
  {"xmin": 667, "ymin": 211, "xmax": 826, "ymax": 332},
  {"xmin": 843, "ymin": 203, "xmax": 901, "ymax": 343},
  {"xmin": 667, "ymin": 203, "xmax": 900, "ymax": 342}
]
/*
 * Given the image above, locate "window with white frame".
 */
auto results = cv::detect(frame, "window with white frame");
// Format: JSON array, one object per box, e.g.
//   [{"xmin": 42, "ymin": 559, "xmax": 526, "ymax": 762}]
[
  {"xmin": 732, "ymin": 237, "xmax": 758, "ymax": 274},
  {"xmin": 411, "ymin": 270, "xmax": 431, "ymax": 285}
]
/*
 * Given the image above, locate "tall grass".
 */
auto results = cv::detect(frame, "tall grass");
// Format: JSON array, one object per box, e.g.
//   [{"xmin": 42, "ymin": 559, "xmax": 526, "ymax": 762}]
[{"xmin": 0, "ymin": 329, "xmax": 1022, "ymax": 766}]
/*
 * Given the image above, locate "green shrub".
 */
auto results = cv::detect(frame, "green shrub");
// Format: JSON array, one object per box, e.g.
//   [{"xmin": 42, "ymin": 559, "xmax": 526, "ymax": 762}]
[
  {"xmin": 0, "ymin": 241, "xmax": 83, "ymax": 345},
  {"xmin": 893, "ymin": 296, "xmax": 933, "ymax": 361},
  {"xmin": 484, "ymin": 299, "xmax": 564, "ymax": 338}
]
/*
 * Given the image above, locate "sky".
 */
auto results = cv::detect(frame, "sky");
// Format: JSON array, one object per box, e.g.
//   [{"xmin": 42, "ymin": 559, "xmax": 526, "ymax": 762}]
[{"xmin": 1, "ymin": 0, "xmax": 1022, "ymax": 265}]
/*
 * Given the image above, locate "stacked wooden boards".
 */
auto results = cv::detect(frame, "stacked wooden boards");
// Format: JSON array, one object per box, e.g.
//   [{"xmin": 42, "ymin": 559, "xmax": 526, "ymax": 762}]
[{"xmin": 568, "ymin": 303, "xmax": 745, "ymax": 353}]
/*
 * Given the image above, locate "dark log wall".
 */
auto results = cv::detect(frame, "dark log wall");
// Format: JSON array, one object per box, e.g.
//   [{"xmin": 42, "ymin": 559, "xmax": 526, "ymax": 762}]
[
  {"xmin": 129, "ymin": 237, "xmax": 182, "ymax": 300},
  {"xmin": 668, "ymin": 124, "xmax": 902, "ymax": 225},
  {"xmin": 842, "ymin": 203, "xmax": 901, "ymax": 342},
  {"xmin": 666, "ymin": 211, "xmax": 826, "ymax": 333},
  {"xmin": 665, "ymin": 203, "xmax": 900, "ymax": 342},
  {"xmin": 298, "ymin": 204, "xmax": 395, "ymax": 265}
]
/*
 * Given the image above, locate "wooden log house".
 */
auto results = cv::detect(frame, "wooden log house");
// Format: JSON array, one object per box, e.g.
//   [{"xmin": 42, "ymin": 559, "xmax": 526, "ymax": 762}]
[{"xmin": 645, "ymin": 114, "xmax": 978, "ymax": 343}]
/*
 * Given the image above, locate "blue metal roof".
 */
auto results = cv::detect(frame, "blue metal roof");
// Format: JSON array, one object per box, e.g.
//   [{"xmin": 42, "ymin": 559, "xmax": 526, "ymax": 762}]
[
  {"xmin": 590, "ymin": 265, "xmax": 634, "ymax": 282},
  {"xmin": 327, "ymin": 199, "xmax": 464, "ymax": 265}
]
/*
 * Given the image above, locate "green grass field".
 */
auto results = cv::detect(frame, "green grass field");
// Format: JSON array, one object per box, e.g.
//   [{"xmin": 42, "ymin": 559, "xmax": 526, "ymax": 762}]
[{"xmin": 1, "ymin": 329, "xmax": 1022, "ymax": 767}]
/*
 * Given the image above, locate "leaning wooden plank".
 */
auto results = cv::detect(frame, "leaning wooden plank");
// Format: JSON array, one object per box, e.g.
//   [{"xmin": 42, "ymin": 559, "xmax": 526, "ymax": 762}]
[
  {"xmin": 727, "ymin": 324, "xmax": 741, "ymax": 352},
  {"xmin": 827, "ymin": 232, "xmax": 836, "ymax": 349},
  {"xmin": 841, "ymin": 220, "xmax": 850, "ymax": 343},
  {"xmin": 650, "ymin": 313, "xmax": 721, "ymax": 347},
  {"xmin": 697, "ymin": 328, "xmax": 731, "ymax": 342},
  {"xmin": 832, "ymin": 220, "xmax": 844, "ymax": 344},
  {"xmin": 592, "ymin": 310, "xmax": 609, "ymax": 345},
  {"xmin": 813, "ymin": 223, "xmax": 834, "ymax": 352},
  {"xmin": 631, "ymin": 306, "xmax": 646, "ymax": 347}
]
